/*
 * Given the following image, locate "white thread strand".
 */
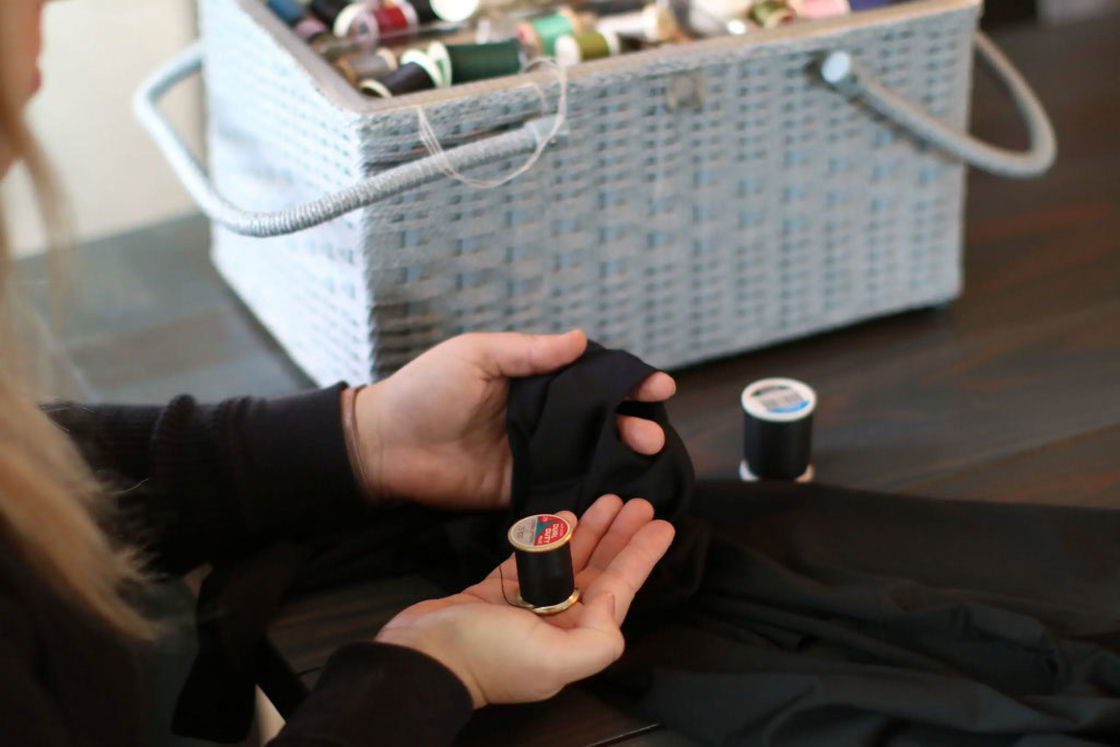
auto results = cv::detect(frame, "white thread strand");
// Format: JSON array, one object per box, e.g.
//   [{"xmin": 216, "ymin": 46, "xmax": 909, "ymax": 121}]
[{"xmin": 414, "ymin": 58, "xmax": 568, "ymax": 189}]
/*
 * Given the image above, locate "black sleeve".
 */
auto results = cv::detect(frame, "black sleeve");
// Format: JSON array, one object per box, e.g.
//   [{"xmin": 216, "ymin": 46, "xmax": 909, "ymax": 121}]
[
  {"xmin": 0, "ymin": 597, "xmax": 74, "ymax": 747},
  {"xmin": 44, "ymin": 386, "xmax": 367, "ymax": 575},
  {"xmin": 270, "ymin": 643, "xmax": 474, "ymax": 747}
]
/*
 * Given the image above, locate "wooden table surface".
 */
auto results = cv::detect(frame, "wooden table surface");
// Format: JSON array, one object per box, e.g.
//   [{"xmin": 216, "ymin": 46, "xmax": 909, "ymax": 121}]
[{"xmin": 19, "ymin": 12, "xmax": 1120, "ymax": 747}]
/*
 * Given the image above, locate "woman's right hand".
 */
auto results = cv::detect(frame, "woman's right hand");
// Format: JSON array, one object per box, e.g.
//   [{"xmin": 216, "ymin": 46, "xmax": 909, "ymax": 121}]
[{"xmin": 374, "ymin": 495, "xmax": 675, "ymax": 708}]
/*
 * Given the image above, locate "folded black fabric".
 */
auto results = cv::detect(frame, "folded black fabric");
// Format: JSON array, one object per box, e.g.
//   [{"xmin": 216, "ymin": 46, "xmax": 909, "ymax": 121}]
[
  {"xmin": 605, "ymin": 481, "xmax": 1120, "ymax": 746},
  {"xmin": 179, "ymin": 342, "xmax": 1120, "ymax": 746}
]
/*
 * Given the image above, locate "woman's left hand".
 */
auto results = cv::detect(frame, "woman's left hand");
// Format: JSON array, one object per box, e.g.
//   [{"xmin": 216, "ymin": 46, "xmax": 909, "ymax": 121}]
[
  {"xmin": 374, "ymin": 495, "xmax": 675, "ymax": 708},
  {"xmin": 351, "ymin": 331, "xmax": 676, "ymax": 510}
]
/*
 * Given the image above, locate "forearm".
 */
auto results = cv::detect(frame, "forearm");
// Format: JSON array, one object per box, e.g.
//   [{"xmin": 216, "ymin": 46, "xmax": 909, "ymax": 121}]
[
  {"xmin": 46, "ymin": 386, "xmax": 368, "ymax": 574},
  {"xmin": 270, "ymin": 643, "xmax": 473, "ymax": 747}
]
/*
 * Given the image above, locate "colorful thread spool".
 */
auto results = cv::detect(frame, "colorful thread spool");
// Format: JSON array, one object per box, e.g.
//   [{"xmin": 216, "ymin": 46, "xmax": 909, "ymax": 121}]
[
  {"xmin": 517, "ymin": 8, "xmax": 581, "ymax": 57},
  {"xmin": 405, "ymin": 0, "xmax": 480, "ymax": 24},
  {"xmin": 372, "ymin": 2, "xmax": 421, "ymax": 42},
  {"xmin": 688, "ymin": 0, "xmax": 752, "ymax": 37},
  {"xmin": 749, "ymin": 0, "xmax": 796, "ymax": 27},
  {"xmin": 335, "ymin": 48, "xmax": 398, "ymax": 85},
  {"xmin": 789, "ymin": 0, "xmax": 850, "ymax": 18},
  {"xmin": 267, "ymin": 0, "xmax": 307, "ymax": 25},
  {"xmin": 508, "ymin": 514, "xmax": 580, "ymax": 615},
  {"xmin": 294, "ymin": 16, "xmax": 332, "ymax": 44},
  {"xmin": 739, "ymin": 377, "xmax": 816, "ymax": 482},
  {"xmin": 555, "ymin": 29, "xmax": 620, "ymax": 66},
  {"xmin": 427, "ymin": 40, "xmax": 524, "ymax": 85},
  {"xmin": 333, "ymin": 2, "xmax": 379, "ymax": 40},
  {"xmin": 594, "ymin": 5, "xmax": 678, "ymax": 42},
  {"xmin": 360, "ymin": 51, "xmax": 443, "ymax": 97}
]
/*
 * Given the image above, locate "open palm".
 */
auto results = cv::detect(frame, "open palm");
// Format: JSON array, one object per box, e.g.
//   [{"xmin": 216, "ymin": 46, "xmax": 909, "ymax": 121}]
[{"xmin": 376, "ymin": 495, "xmax": 675, "ymax": 707}]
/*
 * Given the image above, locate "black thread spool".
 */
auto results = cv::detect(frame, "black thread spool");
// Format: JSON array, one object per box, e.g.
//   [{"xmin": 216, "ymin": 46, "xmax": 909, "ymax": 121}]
[
  {"xmin": 408, "ymin": 0, "xmax": 479, "ymax": 24},
  {"xmin": 740, "ymin": 377, "xmax": 816, "ymax": 482},
  {"xmin": 507, "ymin": 514, "xmax": 580, "ymax": 615},
  {"xmin": 335, "ymin": 49, "xmax": 397, "ymax": 86},
  {"xmin": 309, "ymin": 0, "xmax": 352, "ymax": 27},
  {"xmin": 358, "ymin": 55, "xmax": 440, "ymax": 97}
]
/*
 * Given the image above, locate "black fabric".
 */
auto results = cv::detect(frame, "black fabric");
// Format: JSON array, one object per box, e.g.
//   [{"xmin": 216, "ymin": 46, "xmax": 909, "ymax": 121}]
[
  {"xmin": 169, "ymin": 341, "xmax": 696, "ymax": 741},
  {"xmin": 0, "ymin": 541, "xmax": 146, "ymax": 747},
  {"xmin": 604, "ymin": 481, "xmax": 1120, "ymax": 746},
  {"xmin": 501, "ymin": 344, "xmax": 1120, "ymax": 745},
  {"xmin": 271, "ymin": 643, "xmax": 473, "ymax": 747},
  {"xmin": 35, "ymin": 343, "xmax": 1120, "ymax": 746},
  {"xmin": 507, "ymin": 340, "xmax": 693, "ymax": 521},
  {"xmin": 21, "ymin": 388, "xmax": 474, "ymax": 746},
  {"xmin": 46, "ymin": 386, "xmax": 367, "ymax": 575}
]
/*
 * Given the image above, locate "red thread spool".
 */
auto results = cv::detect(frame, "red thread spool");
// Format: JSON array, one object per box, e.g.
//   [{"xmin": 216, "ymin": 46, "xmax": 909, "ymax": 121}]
[{"xmin": 373, "ymin": 2, "xmax": 419, "ymax": 41}]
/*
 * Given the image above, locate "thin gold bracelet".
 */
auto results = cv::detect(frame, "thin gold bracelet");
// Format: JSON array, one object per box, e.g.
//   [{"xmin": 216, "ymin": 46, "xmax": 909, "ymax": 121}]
[{"xmin": 340, "ymin": 385, "xmax": 378, "ymax": 504}]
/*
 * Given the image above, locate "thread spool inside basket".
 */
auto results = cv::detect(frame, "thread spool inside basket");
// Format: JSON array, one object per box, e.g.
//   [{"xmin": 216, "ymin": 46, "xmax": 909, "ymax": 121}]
[
  {"xmin": 360, "ymin": 52, "xmax": 442, "ymax": 96},
  {"xmin": 508, "ymin": 514, "xmax": 580, "ymax": 615},
  {"xmin": 335, "ymin": 48, "xmax": 399, "ymax": 85},
  {"xmin": 294, "ymin": 16, "xmax": 332, "ymax": 44},
  {"xmin": 555, "ymin": 30, "xmax": 620, "ymax": 66},
  {"xmin": 594, "ymin": 5, "xmax": 678, "ymax": 42},
  {"xmin": 373, "ymin": 2, "xmax": 421, "ymax": 41},
  {"xmin": 266, "ymin": 0, "xmax": 306, "ymax": 26},
  {"xmin": 428, "ymin": 40, "xmax": 524, "ymax": 85},
  {"xmin": 749, "ymin": 0, "xmax": 796, "ymax": 27},
  {"xmin": 309, "ymin": 0, "xmax": 353, "ymax": 27},
  {"xmin": 517, "ymin": 9, "xmax": 581, "ymax": 56},
  {"xmin": 408, "ymin": 0, "xmax": 481, "ymax": 24}
]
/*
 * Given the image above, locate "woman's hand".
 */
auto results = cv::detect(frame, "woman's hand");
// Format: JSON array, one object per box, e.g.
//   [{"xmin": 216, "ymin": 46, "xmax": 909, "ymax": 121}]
[
  {"xmin": 352, "ymin": 331, "xmax": 676, "ymax": 509},
  {"xmin": 375, "ymin": 495, "xmax": 675, "ymax": 707}
]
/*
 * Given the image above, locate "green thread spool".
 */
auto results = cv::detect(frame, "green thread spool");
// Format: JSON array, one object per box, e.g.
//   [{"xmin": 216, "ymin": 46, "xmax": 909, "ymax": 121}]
[
  {"xmin": 428, "ymin": 40, "xmax": 525, "ymax": 85},
  {"xmin": 554, "ymin": 30, "xmax": 620, "ymax": 66},
  {"xmin": 519, "ymin": 10, "xmax": 579, "ymax": 56},
  {"xmin": 750, "ymin": 0, "xmax": 795, "ymax": 27}
]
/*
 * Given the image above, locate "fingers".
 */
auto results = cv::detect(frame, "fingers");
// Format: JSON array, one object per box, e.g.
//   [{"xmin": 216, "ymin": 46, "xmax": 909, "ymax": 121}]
[
  {"xmin": 465, "ymin": 330, "xmax": 588, "ymax": 379},
  {"xmin": 569, "ymin": 495, "xmax": 624, "ymax": 571},
  {"xmin": 628, "ymin": 371, "xmax": 676, "ymax": 402},
  {"xmin": 586, "ymin": 498, "xmax": 657, "ymax": 573},
  {"xmin": 550, "ymin": 590, "xmax": 625, "ymax": 682},
  {"xmin": 617, "ymin": 415, "xmax": 666, "ymax": 455},
  {"xmin": 588, "ymin": 519, "xmax": 675, "ymax": 624}
]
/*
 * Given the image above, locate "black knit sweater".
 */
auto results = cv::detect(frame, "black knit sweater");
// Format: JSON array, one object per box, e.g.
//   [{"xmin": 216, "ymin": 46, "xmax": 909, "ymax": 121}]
[{"xmin": 1, "ymin": 386, "xmax": 472, "ymax": 746}]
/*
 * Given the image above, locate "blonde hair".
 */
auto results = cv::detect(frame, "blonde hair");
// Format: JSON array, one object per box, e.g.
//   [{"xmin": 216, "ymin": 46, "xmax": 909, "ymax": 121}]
[{"xmin": 0, "ymin": 43, "xmax": 153, "ymax": 640}]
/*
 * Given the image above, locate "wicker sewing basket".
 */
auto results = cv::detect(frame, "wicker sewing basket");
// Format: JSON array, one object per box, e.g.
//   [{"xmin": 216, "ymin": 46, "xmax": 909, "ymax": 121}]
[{"xmin": 137, "ymin": 0, "xmax": 1053, "ymax": 385}]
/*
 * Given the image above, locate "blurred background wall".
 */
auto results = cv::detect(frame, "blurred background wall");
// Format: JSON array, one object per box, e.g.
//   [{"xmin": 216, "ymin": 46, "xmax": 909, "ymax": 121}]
[{"xmin": 2, "ymin": 1, "xmax": 202, "ymax": 257}]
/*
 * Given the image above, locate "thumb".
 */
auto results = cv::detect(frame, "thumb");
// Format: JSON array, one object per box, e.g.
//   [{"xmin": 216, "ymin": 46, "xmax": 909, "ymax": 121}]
[
  {"xmin": 552, "ymin": 590, "xmax": 624, "ymax": 684},
  {"xmin": 475, "ymin": 330, "xmax": 587, "ymax": 379}
]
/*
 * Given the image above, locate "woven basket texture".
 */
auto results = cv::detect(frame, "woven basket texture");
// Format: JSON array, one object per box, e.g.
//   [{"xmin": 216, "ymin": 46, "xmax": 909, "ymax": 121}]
[{"xmin": 201, "ymin": 0, "xmax": 980, "ymax": 384}]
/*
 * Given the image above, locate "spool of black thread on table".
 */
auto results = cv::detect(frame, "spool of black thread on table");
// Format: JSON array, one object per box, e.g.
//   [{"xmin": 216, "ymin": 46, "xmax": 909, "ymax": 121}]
[
  {"xmin": 507, "ymin": 514, "xmax": 580, "ymax": 614},
  {"xmin": 740, "ymin": 377, "xmax": 816, "ymax": 482}
]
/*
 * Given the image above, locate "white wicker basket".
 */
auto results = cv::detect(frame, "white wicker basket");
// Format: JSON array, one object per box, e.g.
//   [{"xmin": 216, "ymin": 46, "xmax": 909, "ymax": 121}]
[{"xmin": 137, "ymin": 0, "xmax": 1054, "ymax": 385}]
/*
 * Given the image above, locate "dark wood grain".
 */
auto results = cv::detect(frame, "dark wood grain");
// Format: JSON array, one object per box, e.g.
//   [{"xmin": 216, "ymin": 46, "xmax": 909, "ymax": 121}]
[{"xmin": 909, "ymin": 425, "xmax": 1120, "ymax": 508}]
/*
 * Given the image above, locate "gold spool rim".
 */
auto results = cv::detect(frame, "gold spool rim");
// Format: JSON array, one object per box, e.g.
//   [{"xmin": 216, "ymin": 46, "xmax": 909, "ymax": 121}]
[{"xmin": 517, "ymin": 588, "xmax": 581, "ymax": 615}]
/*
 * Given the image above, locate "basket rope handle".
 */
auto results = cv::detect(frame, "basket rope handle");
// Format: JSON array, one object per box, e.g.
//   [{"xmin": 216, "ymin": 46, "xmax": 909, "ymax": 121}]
[
  {"xmin": 818, "ymin": 31, "xmax": 1056, "ymax": 178},
  {"xmin": 133, "ymin": 43, "xmax": 566, "ymax": 238}
]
